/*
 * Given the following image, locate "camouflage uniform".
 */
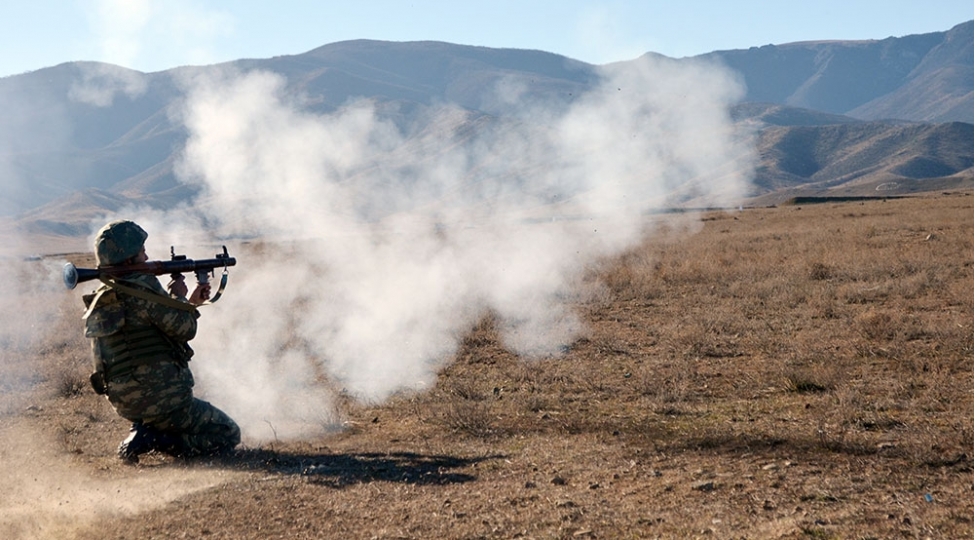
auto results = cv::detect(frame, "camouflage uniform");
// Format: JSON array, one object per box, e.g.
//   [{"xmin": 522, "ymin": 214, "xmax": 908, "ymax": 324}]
[{"xmin": 84, "ymin": 220, "xmax": 240, "ymax": 460}]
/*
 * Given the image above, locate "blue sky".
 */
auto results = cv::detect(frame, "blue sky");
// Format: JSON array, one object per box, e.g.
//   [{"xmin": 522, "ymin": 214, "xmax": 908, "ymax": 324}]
[{"xmin": 0, "ymin": 0, "xmax": 971, "ymax": 78}]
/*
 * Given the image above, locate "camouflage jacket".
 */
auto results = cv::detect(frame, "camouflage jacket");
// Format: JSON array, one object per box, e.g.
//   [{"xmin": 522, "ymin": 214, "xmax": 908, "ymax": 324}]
[{"xmin": 83, "ymin": 273, "xmax": 200, "ymax": 377}]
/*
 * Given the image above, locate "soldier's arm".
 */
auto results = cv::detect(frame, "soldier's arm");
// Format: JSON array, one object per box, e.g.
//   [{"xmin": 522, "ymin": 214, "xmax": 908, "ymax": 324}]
[
  {"xmin": 126, "ymin": 274, "xmax": 200, "ymax": 341},
  {"xmin": 146, "ymin": 299, "xmax": 199, "ymax": 342}
]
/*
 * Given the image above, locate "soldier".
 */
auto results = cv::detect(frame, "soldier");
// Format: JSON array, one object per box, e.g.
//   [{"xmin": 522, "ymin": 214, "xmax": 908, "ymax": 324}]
[{"xmin": 81, "ymin": 219, "xmax": 240, "ymax": 463}]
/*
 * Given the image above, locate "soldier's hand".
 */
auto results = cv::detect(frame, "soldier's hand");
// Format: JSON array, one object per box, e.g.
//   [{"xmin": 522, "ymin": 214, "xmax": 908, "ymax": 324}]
[
  {"xmin": 168, "ymin": 274, "xmax": 189, "ymax": 299},
  {"xmin": 188, "ymin": 283, "xmax": 212, "ymax": 305}
]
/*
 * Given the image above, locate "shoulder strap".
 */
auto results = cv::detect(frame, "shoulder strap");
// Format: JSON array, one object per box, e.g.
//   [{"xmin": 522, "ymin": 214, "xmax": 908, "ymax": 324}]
[{"xmin": 99, "ymin": 277, "xmax": 199, "ymax": 313}]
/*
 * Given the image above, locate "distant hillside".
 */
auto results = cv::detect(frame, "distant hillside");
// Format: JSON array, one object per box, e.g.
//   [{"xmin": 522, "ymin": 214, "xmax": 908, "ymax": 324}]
[
  {"xmin": 750, "ymin": 120, "xmax": 973, "ymax": 196},
  {"xmin": 705, "ymin": 21, "xmax": 973, "ymax": 123},
  {"xmin": 0, "ymin": 62, "xmax": 181, "ymax": 214},
  {"xmin": 0, "ymin": 22, "xmax": 971, "ymax": 248},
  {"xmin": 280, "ymin": 40, "xmax": 599, "ymax": 116},
  {"xmin": 731, "ymin": 102, "xmax": 863, "ymax": 127}
]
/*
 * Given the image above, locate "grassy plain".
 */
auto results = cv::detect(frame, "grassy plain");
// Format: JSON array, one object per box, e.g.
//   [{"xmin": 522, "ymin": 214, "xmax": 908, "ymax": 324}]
[{"xmin": 1, "ymin": 192, "xmax": 972, "ymax": 539}]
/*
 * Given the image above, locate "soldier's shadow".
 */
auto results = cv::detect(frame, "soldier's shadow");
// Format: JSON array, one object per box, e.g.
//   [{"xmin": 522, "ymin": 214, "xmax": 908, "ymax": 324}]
[{"xmin": 201, "ymin": 448, "xmax": 504, "ymax": 488}]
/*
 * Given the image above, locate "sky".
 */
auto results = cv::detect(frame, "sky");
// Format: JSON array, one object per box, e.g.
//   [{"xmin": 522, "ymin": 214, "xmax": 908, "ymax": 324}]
[{"xmin": 0, "ymin": 0, "xmax": 971, "ymax": 78}]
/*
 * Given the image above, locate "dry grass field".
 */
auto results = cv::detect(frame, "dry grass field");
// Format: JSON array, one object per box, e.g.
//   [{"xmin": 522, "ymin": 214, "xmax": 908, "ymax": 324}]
[{"xmin": 1, "ymin": 192, "xmax": 971, "ymax": 539}]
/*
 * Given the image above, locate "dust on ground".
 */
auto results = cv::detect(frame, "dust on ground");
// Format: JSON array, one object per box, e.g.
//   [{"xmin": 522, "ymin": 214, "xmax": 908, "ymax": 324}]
[{"xmin": 0, "ymin": 419, "xmax": 242, "ymax": 540}]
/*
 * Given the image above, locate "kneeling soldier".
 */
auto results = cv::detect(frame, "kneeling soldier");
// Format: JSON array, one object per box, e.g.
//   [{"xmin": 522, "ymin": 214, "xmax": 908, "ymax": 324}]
[{"xmin": 82, "ymin": 220, "xmax": 240, "ymax": 463}]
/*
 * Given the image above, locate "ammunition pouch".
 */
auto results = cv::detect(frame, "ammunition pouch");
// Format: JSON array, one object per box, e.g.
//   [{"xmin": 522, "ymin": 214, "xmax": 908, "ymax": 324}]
[
  {"xmin": 172, "ymin": 341, "xmax": 194, "ymax": 367},
  {"xmin": 100, "ymin": 325, "xmax": 190, "ymax": 379}
]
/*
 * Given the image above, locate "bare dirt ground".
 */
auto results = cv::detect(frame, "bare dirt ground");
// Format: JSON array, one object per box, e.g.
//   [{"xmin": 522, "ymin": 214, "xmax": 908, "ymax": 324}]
[{"xmin": 1, "ymin": 192, "xmax": 972, "ymax": 539}]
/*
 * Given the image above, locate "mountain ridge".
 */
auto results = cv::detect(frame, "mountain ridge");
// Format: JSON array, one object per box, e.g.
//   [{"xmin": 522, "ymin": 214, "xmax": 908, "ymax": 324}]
[
  {"xmin": 703, "ymin": 21, "xmax": 973, "ymax": 123},
  {"xmin": 0, "ymin": 22, "xmax": 971, "ymax": 251}
]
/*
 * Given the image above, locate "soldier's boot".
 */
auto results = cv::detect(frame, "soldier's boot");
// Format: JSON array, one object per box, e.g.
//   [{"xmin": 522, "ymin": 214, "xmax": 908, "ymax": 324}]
[
  {"xmin": 118, "ymin": 424, "xmax": 188, "ymax": 463},
  {"xmin": 149, "ymin": 430, "xmax": 187, "ymax": 458},
  {"xmin": 117, "ymin": 422, "xmax": 155, "ymax": 464}
]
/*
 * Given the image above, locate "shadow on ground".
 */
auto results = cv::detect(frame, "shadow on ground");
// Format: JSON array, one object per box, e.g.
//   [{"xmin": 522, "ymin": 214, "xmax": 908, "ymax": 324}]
[{"xmin": 190, "ymin": 448, "xmax": 505, "ymax": 488}]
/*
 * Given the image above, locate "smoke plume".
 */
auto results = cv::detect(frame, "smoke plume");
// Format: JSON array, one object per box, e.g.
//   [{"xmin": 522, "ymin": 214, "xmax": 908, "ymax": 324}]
[{"xmin": 101, "ymin": 56, "xmax": 755, "ymax": 442}]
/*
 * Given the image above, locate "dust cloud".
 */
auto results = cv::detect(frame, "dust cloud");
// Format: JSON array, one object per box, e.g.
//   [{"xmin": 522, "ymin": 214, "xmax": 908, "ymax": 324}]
[
  {"xmin": 0, "ymin": 257, "xmax": 240, "ymax": 540},
  {"xmin": 0, "ymin": 422, "xmax": 236, "ymax": 540},
  {"xmin": 80, "ymin": 55, "xmax": 755, "ymax": 443},
  {"xmin": 0, "ymin": 257, "xmax": 70, "ymax": 412}
]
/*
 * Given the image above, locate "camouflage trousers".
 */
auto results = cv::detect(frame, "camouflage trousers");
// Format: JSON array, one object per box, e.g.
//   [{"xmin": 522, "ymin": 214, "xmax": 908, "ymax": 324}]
[{"xmin": 105, "ymin": 357, "xmax": 240, "ymax": 456}]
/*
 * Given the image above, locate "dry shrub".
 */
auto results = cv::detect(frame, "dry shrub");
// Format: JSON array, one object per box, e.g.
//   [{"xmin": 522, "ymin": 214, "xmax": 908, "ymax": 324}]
[
  {"xmin": 813, "ymin": 385, "xmax": 874, "ymax": 455},
  {"xmin": 808, "ymin": 261, "xmax": 834, "ymax": 281},
  {"xmin": 855, "ymin": 309, "xmax": 899, "ymax": 341},
  {"xmin": 784, "ymin": 375, "xmax": 829, "ymax": 394},
  {"xmin": 596, "ymin": 249, "xmax": 664, "ymax": 301},
  {"xmin": 779, "ymin": 352, "xmax": 845, "ymax": 395},
  {"xmin": 51, "ymin": 361, "xmax": 89, "ymax": 398},
  {"xmin": 634, "ymin": 356, "xmax": 691, "ymax": 400},
  {"xmin": 440, "ymin": 401, "xmax": 495, "ymax": 437},
  {"xmin": 672, "ymin": 314, "xmax": 744, "ymax": 359},
  {"xmin": 444, "ymin": 377, "xmax": 488, "ymax": 402}
]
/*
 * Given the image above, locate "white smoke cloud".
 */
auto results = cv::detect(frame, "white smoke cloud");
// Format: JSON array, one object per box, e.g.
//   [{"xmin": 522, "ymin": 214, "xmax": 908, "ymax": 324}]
[
  {"xmin": 573, "ymin": 5, "xmax": 657, "ymax": 64},
  {"xmin": 71, "ymin": 0, "xmax": 236, "ymax": 106},
  {"xmin": 83, "ymin": 0, "xmax": 235, "ymax": 72},
  {"xmin": 0, "ymin": 258, "xmax": 65, "ymax": 351},
  {"xmin": 103, "ymin": 55, "xmax": 754, "ymax": 442},
  {"xmin": 0, "ymin": 254, "xmax": 75, "ymax": 420},
  {"xmin": 69, "ymin": 63, "xmax": 148, "ymax": 107},
  {"xmin": 88, "ymin": 0, "xmax": 152, "ymax": 67}
]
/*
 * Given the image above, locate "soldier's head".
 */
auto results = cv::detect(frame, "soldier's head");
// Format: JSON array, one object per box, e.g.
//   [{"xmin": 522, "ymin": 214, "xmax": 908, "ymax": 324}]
[{"xmin": 94, "ymin": 220, "xmax": 148, "ymax": 267}]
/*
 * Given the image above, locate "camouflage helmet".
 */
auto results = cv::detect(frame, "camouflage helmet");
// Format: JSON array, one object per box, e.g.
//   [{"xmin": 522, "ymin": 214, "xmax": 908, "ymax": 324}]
[{"xmin": 94, "ymin": 220, "xmax": 147, "ymax": 267}]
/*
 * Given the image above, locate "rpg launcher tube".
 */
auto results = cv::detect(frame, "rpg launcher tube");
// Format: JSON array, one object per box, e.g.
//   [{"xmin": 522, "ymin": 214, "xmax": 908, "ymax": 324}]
[{"xmin": 63, "ymin": 248, "xmax": 236, "ymax": 290}]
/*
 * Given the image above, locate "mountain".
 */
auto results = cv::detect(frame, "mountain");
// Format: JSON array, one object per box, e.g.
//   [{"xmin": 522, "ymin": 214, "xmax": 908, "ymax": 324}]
[
  {"xmin": 260, "ymin": 39, "xmax": 599, "ymax": 116},
  {"xmin": 0, "ymin": 62, "xmax": 182, "ymax": 214},
  {"xmin": 0, "ymin": 22, "xmax": 971, "ymax": 250},
  {"xmin": 705, "ymin": 21, "xmax": 973, "ymax": 123},
  {"xmin": 746, "ymin": 114, "xmax": 972, "ymax": 197}
]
